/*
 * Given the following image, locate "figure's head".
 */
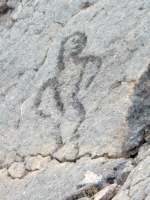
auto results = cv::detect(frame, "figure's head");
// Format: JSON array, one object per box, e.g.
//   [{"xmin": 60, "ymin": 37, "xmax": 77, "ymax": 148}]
[{"xmin": 63, "ymin": 32, "xmax": 87, "ymax": 56}]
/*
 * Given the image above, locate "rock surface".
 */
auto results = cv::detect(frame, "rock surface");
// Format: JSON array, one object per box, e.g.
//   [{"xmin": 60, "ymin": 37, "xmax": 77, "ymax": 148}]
[
  {"xmin": 113, "ymin": 144, "xmax": 150, "ymax": 200},
  {"xmin": 1, "ymin": 0, "xmax": 150, "ymax": 199},
  {"xmin": 91, "ymin": 184, "xmax": 120, "ymax": 200},
  {"xmin": 65, "ymin": 184, "xmax": 99, "ymax": 200},
  {"xmin": 8, "ymin": 162, "xmax": 26, "ymax": 179}
]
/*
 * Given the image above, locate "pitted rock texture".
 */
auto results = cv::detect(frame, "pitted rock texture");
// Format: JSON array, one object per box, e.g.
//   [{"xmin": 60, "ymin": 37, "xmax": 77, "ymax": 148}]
[{"xmin": 1, "ymin": 0, "xmax": 150, "ymax": 199}]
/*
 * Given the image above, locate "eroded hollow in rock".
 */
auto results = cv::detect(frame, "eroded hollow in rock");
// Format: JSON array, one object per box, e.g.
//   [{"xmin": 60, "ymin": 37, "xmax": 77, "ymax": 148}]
[{"xmin": 123, "ymin": 64, "xmax": 150, "ymax": 157}]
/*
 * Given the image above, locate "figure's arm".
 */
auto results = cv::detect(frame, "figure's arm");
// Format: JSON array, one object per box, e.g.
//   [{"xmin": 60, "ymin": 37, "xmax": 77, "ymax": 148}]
[{"xmin": 80, "ymin": 55, "xmax": 102, "ymax": 90}]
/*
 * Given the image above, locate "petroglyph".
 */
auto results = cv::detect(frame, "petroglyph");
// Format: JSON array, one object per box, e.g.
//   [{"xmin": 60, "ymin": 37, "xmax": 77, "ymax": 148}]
[{"xmin": 34, "ymin": 32, "xmax": 102, "ymax": 144}]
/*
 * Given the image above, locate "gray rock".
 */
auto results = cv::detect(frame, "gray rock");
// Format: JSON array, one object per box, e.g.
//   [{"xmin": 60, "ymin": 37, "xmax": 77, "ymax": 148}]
[
  {"xmin": 65, "ymin": 184, "xmax": 99, "ymax": 200},
  {"xmin": 122, "ymin": 65, "xmax": 150, "ymax": 157},
  {"xmin": 77, "ymin": 171, "xmax": 105, "ymax": 189},
  {"xmin": 8, "ymin": 162, "xmax": 26, "ymax": 179},
  {"xmin": 116, "ymin": 161, "xmax": 134, "ymax": 186},
  {"xmin": 91, "ymin": 184, "xmax": 120, "ymax": 200},
  {"xmin": 113, "ymin": 154, "xmax": 150, "ymax": 200},
  {"xmin": 25, "ymin": 155, "xmax": 51, "ymax": 171},
  {"xmin": 1, "ymin": 0, "xmax": 150, "ymax": 199},
  {"xmin": 135, "ymin": 143, "xmax": 150, "ymax": 164}
]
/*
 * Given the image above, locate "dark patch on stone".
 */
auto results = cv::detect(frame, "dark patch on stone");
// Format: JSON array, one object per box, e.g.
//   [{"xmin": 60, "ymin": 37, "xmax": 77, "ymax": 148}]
[
  {"xmin": 64, "ymin": 184, "xmax": 99, "ymax": 200},
  {"xmin": 106, "ymin": 176, "xmax": 115, "ymax": 184},
  {"xmin": 122, "ymin": 127, "xmax": 145, "ymax": 158},
  {"xmin": 80, "ymin": 2, "xmax": 92, "ymax": 10},
  {"xmin": 122, "ymin": 64, "xmax": 150, "ymax": 157},
  {"xmin": 0, "ymin": 4, "xmax": 9, "ymax": 14},
  {"xmin": 50, "ymin": 78, "xmax": 64, "ymax": 112},
  {"xmin": 113, "ymin": 161, "xmax": 135, "ymax": 185},
  {"xmin": 129, "ymin": 153, "xmax": 138, "ymax": 159},
  {"xmin": 138, "ymin": 6, "xmax": 145, "ymax": 10},
  {"xmin": 115, "ymin": 163, "xmax": 134, "ymax": 186},
  {"xmin": 36, "ymin": 110, "xmax": 51, "ymax": 118},
  {"xmin": 116, "ymin": 171, "xmax": 131, "ymax": 186}
]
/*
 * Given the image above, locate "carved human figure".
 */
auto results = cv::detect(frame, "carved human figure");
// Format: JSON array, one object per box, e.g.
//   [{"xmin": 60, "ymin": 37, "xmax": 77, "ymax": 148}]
[
  {"xmin": 56, "ymin": 32, "xmax": 102, "ymax": 142},
  {"xmin": 33, "ymin": 32, "xmax": 102, "ymax": 145}
]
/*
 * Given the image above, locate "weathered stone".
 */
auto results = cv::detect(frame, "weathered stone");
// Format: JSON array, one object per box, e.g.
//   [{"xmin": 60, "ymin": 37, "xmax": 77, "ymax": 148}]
[
  {"xmin": 122, "ymin": 65, "xmax": 150, "ymax": 157},
  {"xmin": 65, "ymin": 184, "xmax": 99, "ymax": 200},
  {"xmin": 25, "ymin": 155, "xmax": 51, "ymax": 171},
  {"xmin": 135, "ymin": 143, "xmax": 150, "ymax": 164},
  {"xmin": 91, "ymin": 184, "xmax": 120, "ymax": 200},
  {"xmin": 77, "ymin": 171, "xmax": 105, "ymax": 189},
  {"xmin": 113, "ymin": 154, "xmax": 150, "ymax": 200},
  {"xmin": 112, "ymin": 190, "xmax": 130, "ymax": 200},
  {"xmin": 115, "ymin": 160, "xmax": 135, "ymax": 185},
  {"xmin": 8, "ymin": 162, "xmax": 26, "ymax": 179},
  {"xmin": 1, "ymin": 0, "xmax": 150, "ymax": 199}
]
